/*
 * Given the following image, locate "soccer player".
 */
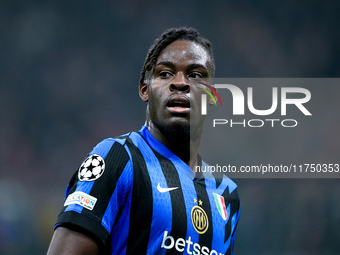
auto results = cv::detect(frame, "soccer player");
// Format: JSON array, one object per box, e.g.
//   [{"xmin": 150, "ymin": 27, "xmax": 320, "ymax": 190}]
[{"xmin": 47, "ymin": 27, "xmax": 240, "ymax": 255}]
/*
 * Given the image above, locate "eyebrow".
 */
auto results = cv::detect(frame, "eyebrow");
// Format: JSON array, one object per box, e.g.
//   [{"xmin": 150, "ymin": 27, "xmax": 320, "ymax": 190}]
[
  {"xmin": 154, "ymin": 61, "xmax": 175, "ymax": 69},
  {"xmin": 187, "ymin": 63, "xmax": 209, "ymax": 71},
  {"xmin": 155, "ymin": 61, "xmax": 209, "ymax": 71}
]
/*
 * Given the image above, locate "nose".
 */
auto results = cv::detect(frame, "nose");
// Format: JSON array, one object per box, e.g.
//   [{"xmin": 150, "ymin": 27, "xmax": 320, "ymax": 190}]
[{"xmin": 169, "ymin": 72, "xmax": 190, "ymax": 92}]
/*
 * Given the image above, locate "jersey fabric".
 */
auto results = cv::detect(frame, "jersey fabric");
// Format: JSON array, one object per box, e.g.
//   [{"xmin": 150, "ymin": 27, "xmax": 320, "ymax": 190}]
[{"xmin": 55, "ymin": 126, "xmax": 240, "ymax": 255}]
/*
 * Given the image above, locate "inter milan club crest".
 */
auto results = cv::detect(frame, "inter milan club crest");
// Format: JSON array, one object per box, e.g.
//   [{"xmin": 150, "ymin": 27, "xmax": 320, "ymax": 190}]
[
  {"xmin": 191, "ymin": 199, "xmax": 209, "ymax": 234},
  {"xmin": 78, "ymin": 154, "xmax": 105, "ymax": 181},
  {"xmin": 213, "ymin": 193, "xmax": 228, "ymax": 220}
]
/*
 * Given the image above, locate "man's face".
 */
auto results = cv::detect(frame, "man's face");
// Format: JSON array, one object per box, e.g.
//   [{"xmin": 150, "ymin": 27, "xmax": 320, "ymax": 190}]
[{"xmin": 140, "ymin": 40, "xmax": 214, "ymax": 135}]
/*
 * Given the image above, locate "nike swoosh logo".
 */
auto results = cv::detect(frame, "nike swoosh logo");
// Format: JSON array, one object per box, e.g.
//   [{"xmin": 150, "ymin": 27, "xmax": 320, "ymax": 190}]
[{"xmin": 157, "ymin": 183, "xmax": 178, "ymax": 193}]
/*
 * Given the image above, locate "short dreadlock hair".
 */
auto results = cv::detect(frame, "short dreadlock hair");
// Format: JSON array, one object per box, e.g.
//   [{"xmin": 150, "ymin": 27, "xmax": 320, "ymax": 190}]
[{"xmin": 139, "ymin": 27, "xmax": 215, "ymax": 85}]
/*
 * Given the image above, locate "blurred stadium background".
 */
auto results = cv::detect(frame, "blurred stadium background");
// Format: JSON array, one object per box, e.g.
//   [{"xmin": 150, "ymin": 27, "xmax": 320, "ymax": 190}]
[{"xmin": 1, "ymin": 0, "xmax": 340, "ymax": 254}]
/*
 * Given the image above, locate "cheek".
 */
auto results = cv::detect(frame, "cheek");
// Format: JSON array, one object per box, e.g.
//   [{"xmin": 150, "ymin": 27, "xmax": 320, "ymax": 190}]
[
  {"xmin": 147, "ymin": 87, "xmax": 164, "ymax": 116},
  {"xmin": 148, "ymin": 82, "xmax": 169, "ymax": 101},
  {"xmin": 190, "ymin": 91, "xmax": 204, "ymax": 107},
  {"xmin": 148, "ymin": 87, "xmax": 162, "ymax": 103}
]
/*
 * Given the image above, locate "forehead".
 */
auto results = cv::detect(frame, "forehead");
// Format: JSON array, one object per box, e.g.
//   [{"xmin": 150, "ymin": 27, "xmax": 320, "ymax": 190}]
[{"xmin": 156, "ymin": 40, "xmax": 212, "ymax": 68}]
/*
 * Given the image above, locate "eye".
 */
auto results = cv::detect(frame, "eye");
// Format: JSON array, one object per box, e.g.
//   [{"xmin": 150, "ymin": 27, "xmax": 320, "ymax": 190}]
[
  {"xmin": 188, "ymin": 72, "xmax": 204, "ymax": 80},
  {"xmin": 158, "ymin": 70, "xmax": 173, "ymax": 79}
]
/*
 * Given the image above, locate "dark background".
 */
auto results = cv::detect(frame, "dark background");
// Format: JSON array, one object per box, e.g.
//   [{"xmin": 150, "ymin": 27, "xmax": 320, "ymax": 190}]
[{"xmin": 1, "ymin": 0, "xmax": 339, "ymax": 254}]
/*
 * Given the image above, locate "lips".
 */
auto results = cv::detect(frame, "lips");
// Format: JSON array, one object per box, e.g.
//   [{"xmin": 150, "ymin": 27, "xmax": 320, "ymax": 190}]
[{"xmin": 166, "ymin": 95, "xmax": 191, "ymax": 114}]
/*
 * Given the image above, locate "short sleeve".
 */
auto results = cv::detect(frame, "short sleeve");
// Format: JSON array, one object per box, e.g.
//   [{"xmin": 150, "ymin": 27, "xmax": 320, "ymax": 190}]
[{"xmin": 55, "ymin": 138, "xmax": 132, "ymax": 245}]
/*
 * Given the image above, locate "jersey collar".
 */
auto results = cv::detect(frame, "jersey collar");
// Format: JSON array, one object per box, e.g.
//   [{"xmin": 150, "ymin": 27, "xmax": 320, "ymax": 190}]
[{"xmin": 139, "ymin": 126, "xmax": 197, "ymax": 179}]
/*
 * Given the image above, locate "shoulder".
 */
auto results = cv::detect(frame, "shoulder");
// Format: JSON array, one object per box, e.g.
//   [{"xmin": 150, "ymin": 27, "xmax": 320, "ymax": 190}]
[
  {"xmin": 90, "ymin": 131, "xmax": 140, "ymax": 159},
  {"xmin": 212, "ymin": 172, "xmax": 238, "ymax": 194},
  {"xmin": 77, "ymin": 132, "xmax": 138, "ymax": 181},
  {"xmin": 87, "ymin": 130, "xmax": 150, "ymax": 168},
  {"xmin": 201, "ymin": 161, "xmax": 238, "ymax": 193}
]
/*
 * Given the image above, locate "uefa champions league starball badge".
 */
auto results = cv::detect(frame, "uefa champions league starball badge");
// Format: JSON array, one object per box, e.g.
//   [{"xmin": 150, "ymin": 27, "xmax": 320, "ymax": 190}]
[{"xmin": 78, "ymin": 154, "xmax": 105, "ymax": 181}]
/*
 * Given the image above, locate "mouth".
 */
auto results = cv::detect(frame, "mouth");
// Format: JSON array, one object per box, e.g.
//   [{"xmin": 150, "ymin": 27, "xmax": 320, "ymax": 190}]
[{"xmin": 166, "ymin": 95, "xmax": 191, "ymax": 114}]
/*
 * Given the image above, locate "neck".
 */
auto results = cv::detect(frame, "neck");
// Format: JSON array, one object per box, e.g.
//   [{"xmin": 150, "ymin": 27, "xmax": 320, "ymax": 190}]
[{"xmin": 146, "ymin": 120, "xmax": 203, "ymax": 170}]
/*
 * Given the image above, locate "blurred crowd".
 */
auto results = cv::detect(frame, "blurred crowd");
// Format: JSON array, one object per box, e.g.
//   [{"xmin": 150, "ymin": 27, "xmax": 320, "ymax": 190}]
[{"xmin": 1, "ymin": 1, "xmax": 339, "ymax": 254}]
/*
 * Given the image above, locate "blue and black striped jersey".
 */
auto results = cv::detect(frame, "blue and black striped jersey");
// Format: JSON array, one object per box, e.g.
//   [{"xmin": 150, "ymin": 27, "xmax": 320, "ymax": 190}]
[{"xmin": 56, "ymin": 126, "xmax": 240, "ymax": 255}]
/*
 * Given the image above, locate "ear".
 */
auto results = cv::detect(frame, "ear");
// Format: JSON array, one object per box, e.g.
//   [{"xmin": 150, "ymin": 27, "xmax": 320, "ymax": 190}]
[
  {"xmin": 209, "ymin": 94, "xmax": 216, "ymax": 106},
  {"xmin": 139, "ymin": 82, "xmax": 148, "ymax": 102}
]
